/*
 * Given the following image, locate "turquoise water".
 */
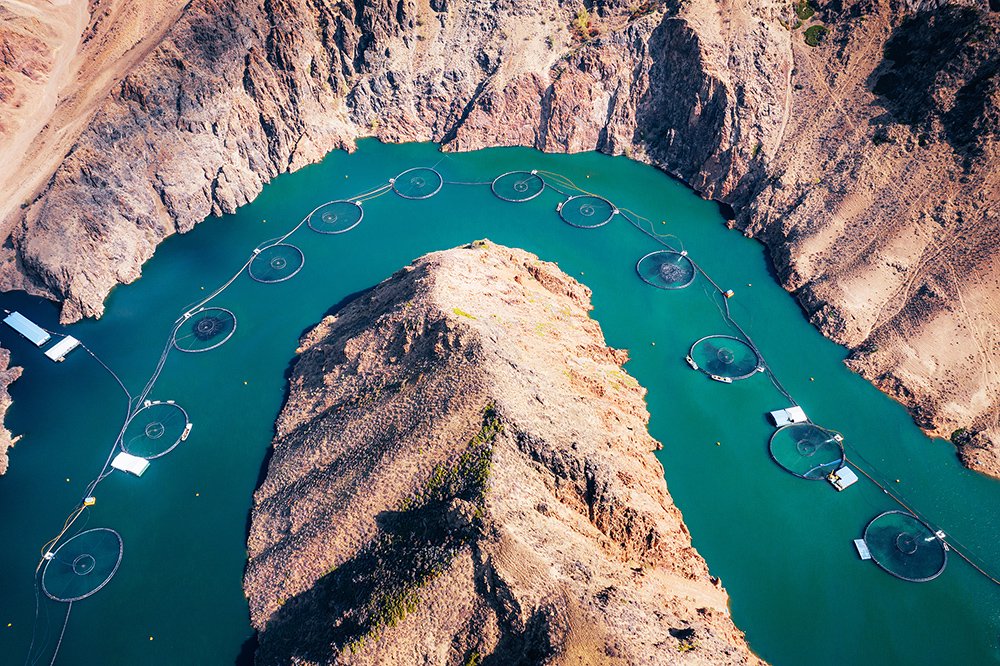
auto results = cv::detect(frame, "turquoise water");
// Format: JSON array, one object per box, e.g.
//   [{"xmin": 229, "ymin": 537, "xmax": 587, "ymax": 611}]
[{"xmin": 0, "ymin": 140, "xmax": 998, "ymax": 664}]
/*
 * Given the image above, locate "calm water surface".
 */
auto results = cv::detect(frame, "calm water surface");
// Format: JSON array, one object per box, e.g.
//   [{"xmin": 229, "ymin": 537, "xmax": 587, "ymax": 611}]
[{"xmin": 0, "ymin": 141, "xmax": 998, "ymax": 665}]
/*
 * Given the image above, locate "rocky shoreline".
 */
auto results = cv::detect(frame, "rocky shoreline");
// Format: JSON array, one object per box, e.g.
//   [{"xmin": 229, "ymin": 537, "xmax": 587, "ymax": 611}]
[
  {"xmin": 244, "ymin": 241, "xmax": 761, "ymax": 664},
  {"xmin": 0, "ymin": 3, "xmax": 997, "ymax": 463},
  {"xmin": 0, "ymin": 347, "xmax": 21, "ymax": 475}
]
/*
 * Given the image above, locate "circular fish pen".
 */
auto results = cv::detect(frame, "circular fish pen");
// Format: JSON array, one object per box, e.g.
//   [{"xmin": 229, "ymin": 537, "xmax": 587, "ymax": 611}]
[
  {"xmin": 636, "ymin": 250, "xmax": 697, "ymax": 290},
  {"xmin": 391, "ymin": 167, "xmax": 443, "ymax": 200},
  {"xmin": 120, "ymin": 401, "xmax": 190, "ymax": 459},
  {"xmin": 769, "ymin": 423, "xmax": 845, "ymax": 480},
  {"xmin": 249, "ymin": 244, "xmax": 305, "ymax": 284},
  {"xmin": 173, "ymin": 307, "xmax": 237, "ymax": 353},
  {"xmin": 42, "ymin": 528, "xmax": 123, "ymax": 603},
  {"xmin": 863, "ymin": 511, "xmax": 947, "ymax": 582},
  {"xmin": 307, "ymin": 200, "xmax": 364, "ymax": 234},
  {"xmin": 558, "ymin": 195, "xmax": 617, "ymax": 229},
  {"xmin": 687, "ymin": 335, "xmax": 763, "ymax": 382},
  {"xmin": 491, "ymin": 171, "xmax": 545, "ymax": 202}
]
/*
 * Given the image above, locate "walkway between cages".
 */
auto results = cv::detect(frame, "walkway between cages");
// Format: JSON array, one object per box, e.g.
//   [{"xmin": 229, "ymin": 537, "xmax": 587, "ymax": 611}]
[{"xmin": 23, "ymin": 158, "xmax": 1000, "ymax": 663}]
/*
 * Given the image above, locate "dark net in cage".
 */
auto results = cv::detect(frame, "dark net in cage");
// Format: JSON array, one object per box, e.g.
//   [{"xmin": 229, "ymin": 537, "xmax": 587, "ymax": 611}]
[
  {"xmin": 391, "ymin": 167, "xmax": 444, "ymax": 200},
  {"xmin": 42, "ymin": 528, "xmax": 123, "ymax": 603},
  {"xmin": 768, "ymin": 423, "xmax": 845, "ymax": 480},
  {"xmin": 173, "ymin": 307, "xmax": 237, "ymax": 353},
  {"xmin": 491, "ymin": 171, "xmax": 545, "ymax": 202},
  {"xmin": 308, "ymin": 200, "xmax": 364, "ymax": 234},
  {"xmin": 558, "ymin": 195, "xmax": 617, "ymax": 229},
  {"xmin": 863, "ymin": 511, "xmax": 947, "ymax": 582},
  {"xmin": 636, "ymin": 250, "xmax": 697, "ymax": 290},
  {"xmin": 249, "ymin": 244, "xmax": 305, "ymax": 284},
  {"xmin": 688, "ymin": 335, "xmax": 763, "ymax": 381},
  {"xmin": 120, "ymin": 401, "xmax": 190, "ymax": 459}
]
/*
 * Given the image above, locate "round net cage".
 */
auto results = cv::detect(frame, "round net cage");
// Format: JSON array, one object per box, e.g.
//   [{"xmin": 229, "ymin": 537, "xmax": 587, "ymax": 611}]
[
  {"xmin": 636, "ymin": 250, "xmax": 697, "ymax": 290},
  {"xmin": 120, "ymin": 401, "xmax": 190, "ymax": 459},
  {"xmin": 863, "ymin": 511, "xmax": 947, "ymax": 582},
  {"xmin": 249, "ymin": 244, "xmax": 305, "ymax": 284},
  {"xmin": 307, "ymin": 200, "xmax": 364, "ymax": 234},
  {"xmin": 391, "ymin": 167, "xmax": 443, "ymax": 200},
  {"xmin": 558, "ymin": 195, "xmax": 617, "ymax": 229},
  {"xmin": 688, "ymin": 335, "xmax": 763, "ymax": 381},
  {"xmin": 42, "ymin": 528, "xmax": 123, "ymax": 603},
  {"xmin": 173, "ymin": 307, "xmax": 237, "ymax": 353},
  {"xmin": 768, "ymin": 423, "xmax": 846, "ymax": 480},
  {"xmin": 491, "ymin": 171, "xmax": 545, "ymax": 202}
]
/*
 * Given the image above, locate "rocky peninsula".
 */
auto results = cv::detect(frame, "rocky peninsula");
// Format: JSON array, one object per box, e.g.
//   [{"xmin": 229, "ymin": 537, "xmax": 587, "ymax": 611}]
[
  {"xmin": 244, "ymin": 241, "xmax": 760, "ymax": 664},
  {"xmin": 0, "ymin": 0, "xmax": 997, "ymax": 475}
]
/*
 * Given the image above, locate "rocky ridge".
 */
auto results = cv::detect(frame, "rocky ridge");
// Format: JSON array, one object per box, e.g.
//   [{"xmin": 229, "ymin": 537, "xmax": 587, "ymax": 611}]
[
  {"xmin": 244, "ymin": 241, "xmax": 761, "ymax": 665},
  {"xmin": 0, "ymin": 1, "xmax": 997, "ymax": 471}
]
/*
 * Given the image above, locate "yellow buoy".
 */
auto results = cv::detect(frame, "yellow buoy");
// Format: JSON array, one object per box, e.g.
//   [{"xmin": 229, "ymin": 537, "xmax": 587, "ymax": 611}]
[
  {"xmin": 243, "ymin": 381, "xmax": 248, "ymax": 385},
  {"xmin": 65, "ymin": 478, "xmax": 70, "ymax": 483},
  {"xmin": 195, "ymin": 492, "xmax": 200, "ymax": 497},
  {"xmin": 716, "ymin": 441, "xmax": 721, "ymax": 446},
  {"xmin": 651, "ymin": 342, "xmax": 656, "ymax": 346},
  {"xmin": 149, "ymin": 636, "xmax": 154, "ymax": 641}
]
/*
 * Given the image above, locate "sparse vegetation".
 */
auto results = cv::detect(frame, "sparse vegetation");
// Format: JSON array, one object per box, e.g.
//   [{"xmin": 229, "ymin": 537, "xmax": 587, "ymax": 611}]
[
  {"xmin": 951, "ymin": 427, "xmax": 975, "ymax": 447},
  {"xmin": 628, "ymin": 1, "xmax": 658, "ymax": 20},
  {"xmin": 570, "ymin": 8, "xmax": 599, "ymax": 41},
  {"xmin": 452, "ymin": 307, "xmax": 477, "ymax": 319},
  {"xmin": 794, "ymin": 0, "xmax": 815, "ymax": 21},
  {"xmin": 343, "ymin": 406, "xmax": 503, "ymax": 654},
  {"xmin": 804, "ymin": 24, "xmax": 829, "ymax": 46}
]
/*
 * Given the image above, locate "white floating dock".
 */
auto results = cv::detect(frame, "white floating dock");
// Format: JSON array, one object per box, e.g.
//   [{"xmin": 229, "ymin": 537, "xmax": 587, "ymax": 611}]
[
  {"xmin": 111, "ymin": 452, "xmax": 150, "ymax": 477},
  {"xmin": 3, "ymin": 311, "xmax": 50, "ymax": 347},
  {"xmin": 768, "ymin": 406, "xmax": 808, "ymax": 427},
  {"xmin": 44, "ymin": 335, "xmax": 80, "ymax": 362},
  {"xmin": 854, "ymin": 538, "xmax": 872, "ymax": 560},
  {"xmin": 828, "ymin": 465, "xmax": 859, "ymax": 491}
]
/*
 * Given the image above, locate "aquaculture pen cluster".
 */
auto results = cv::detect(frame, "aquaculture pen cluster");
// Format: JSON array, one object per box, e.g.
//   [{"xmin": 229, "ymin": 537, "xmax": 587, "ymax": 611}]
[{"xmin": 20, "ymin": 163, "xmax": 1000, "ymax": 665}]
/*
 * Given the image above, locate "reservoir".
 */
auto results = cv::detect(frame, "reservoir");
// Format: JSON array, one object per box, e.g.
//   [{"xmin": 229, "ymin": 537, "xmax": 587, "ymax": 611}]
[{"xmin": 0, "ymin": 140, "xmax": 998, "ymax": 664}]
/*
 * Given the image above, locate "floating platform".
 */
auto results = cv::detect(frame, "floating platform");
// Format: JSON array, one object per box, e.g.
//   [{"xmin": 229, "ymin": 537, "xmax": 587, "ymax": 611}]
[
  {"xmin": 44, "ymin": 335, "xmax": 80, "ymax": 362},
  {"xmin": 768, "ymin": 406, "xmax": 808, "ymax": 427},
  {"xmin": 854, "ymin": 538, "xmax": 872, "ymax": 560},
  {"xmin": 3, "ymin": 311, "xmax": 50, "ymax": 347},
  {"xmin": 111, "ymin": 452, "xmax": 150, "ymax": 477},
  {"xmin": 828, "ymin": 465, "xmax": 859, "ymax": 491}
]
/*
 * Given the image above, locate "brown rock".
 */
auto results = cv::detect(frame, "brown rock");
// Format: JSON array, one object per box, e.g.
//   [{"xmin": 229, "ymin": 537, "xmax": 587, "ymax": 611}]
[{"xmin": 244, "ymin": 241, "xmax": 761, "ymax": 665}]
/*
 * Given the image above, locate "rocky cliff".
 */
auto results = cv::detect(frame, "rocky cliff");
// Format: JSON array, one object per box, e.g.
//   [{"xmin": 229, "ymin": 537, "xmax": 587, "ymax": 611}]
[
  {"xmin": 244, "ymin": 241, "xmax": 760, "ymax": 665},
  {"xmin": 0, "ymin": 0, "xmax": 997, "ymax": 469}
]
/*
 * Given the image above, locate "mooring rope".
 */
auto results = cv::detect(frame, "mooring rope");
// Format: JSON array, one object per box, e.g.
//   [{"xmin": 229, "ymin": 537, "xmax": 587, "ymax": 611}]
[{"xmin": 47, "ymin": 602, "xmax": 71, "ymax": 666}]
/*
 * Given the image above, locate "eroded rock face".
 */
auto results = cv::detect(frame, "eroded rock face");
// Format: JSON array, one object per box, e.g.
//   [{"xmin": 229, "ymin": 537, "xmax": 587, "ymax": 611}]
[
  {"xmin": 244, "ymin": 241, "xmax": 761, "ymax": 665},
  {"xmin": 0, "ymin": 1, "xmax": 997, "ymax": 468}
]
